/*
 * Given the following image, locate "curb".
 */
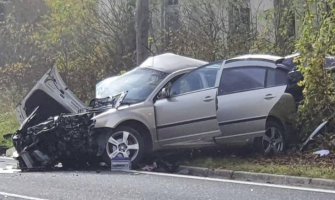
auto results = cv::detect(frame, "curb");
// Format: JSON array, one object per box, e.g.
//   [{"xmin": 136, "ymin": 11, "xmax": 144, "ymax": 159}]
[{"xmin": 177, "ymin": 165, "xmax": 335, "ymax": 190}]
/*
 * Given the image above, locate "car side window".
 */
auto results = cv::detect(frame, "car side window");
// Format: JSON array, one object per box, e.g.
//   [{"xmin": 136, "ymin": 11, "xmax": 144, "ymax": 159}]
[
  {"xmin": 219, "ymin": 67, "xmax": 266, "ymax": 95},
  {"xmin": 170, "ymin": 63, "xmax": 220, "ymax": 96},
  {"xmin": 267, "ymin": 68, "xmax": 288, "ymax": 87}
]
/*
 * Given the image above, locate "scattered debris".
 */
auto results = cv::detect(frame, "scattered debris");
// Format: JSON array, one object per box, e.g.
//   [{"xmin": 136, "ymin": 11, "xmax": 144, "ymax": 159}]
[
  {"xmin": 141, "ymin": 162, "xmax": 158, "ymax": 171},
  {"xmin": 313, "ymin": 150, "xmax": 330, "ymax": 157},
  {"xmin": 300, "ymin": 113, "xmax": 335, "ymax": 151}
]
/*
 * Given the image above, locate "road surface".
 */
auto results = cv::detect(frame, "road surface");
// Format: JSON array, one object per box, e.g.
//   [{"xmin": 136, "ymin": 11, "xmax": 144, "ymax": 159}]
[{"xmin": 0, "ymin": 157, "xmax": 334, "ymax": 200}]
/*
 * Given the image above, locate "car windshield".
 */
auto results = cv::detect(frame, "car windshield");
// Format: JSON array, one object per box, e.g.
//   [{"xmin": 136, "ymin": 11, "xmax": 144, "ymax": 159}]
[{"xmin": 96, "ymin": 68, "xmax": 168, "ymax": 104}]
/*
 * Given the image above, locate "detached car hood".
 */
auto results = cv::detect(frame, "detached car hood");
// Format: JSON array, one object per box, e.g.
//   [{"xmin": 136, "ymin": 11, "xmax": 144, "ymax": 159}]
[{"xmin": 16, "ymin": 66, "xmax": 86, "ymax": 125}]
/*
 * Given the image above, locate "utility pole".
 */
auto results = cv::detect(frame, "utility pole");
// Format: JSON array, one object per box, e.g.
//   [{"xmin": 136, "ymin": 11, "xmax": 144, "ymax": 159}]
[{"xmin": 135, "ymin": 0, "xmax": 150, "ymax": 65}]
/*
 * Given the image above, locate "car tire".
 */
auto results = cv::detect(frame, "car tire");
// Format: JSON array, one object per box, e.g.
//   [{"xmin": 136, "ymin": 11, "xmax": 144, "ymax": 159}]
[
  {"xmin": 255, "ymin": 120, "xmax": 286, "ymax": 155},
  {"xmin": 103, "ymin": 126, "xmax": 145, "ymax": 167}
]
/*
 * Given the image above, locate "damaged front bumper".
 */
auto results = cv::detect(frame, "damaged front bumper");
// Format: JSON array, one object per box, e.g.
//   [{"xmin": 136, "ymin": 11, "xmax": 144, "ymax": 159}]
[{"xmin": 12, "ymin": 111, "xmax": 97, "ymax": 170}]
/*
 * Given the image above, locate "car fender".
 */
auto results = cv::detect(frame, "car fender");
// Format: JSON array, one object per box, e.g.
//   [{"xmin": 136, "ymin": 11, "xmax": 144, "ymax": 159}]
[
  {"xmin": 92, "ymin": 105, "xmax": 155, "ymax": 131},
  {"xmin": 268, "ymin": 92, "xmax": 297, "ymax": 133}
]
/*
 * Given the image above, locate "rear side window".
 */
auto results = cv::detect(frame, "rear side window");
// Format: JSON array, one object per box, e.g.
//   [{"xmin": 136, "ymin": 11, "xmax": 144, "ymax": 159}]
[
  {"xmin": 267, "ymin": 68, "xmax": 288, "ymax": 87},
  {"xmin": 219, "ymin": 67, "xmax": 266, "ymax": 95}
]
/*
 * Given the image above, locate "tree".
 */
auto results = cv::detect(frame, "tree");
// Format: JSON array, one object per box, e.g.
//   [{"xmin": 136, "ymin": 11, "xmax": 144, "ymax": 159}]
[
  {"xmin": 135, "ymin": 0, "xmax": 150, "ymax": 64},
  {"xmin": 38, "ymin": 0, "xmax": 137, "ymax": 101},
  {"xmin": 296, "ymin": 0, "xmax": 335, "ymax": 145}
]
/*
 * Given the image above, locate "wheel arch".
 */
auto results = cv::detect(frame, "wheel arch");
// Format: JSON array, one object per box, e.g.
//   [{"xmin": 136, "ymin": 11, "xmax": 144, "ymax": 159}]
[
  {"xmin": 266, "ymin": 115, "xmax": 285, "ymax": 130},
  {"xmin": 116, "ymin": 120, "xmax": 153, "ymax": 153}
]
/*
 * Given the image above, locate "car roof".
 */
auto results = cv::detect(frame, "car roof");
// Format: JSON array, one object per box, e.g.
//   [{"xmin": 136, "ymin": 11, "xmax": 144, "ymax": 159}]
[
  {"xmin": 226, "ymin": 54, "xmax": 284, "ymax": 64},
  {"xmin": 139, "ymin": 53, "xmax": 208, "ymax": 73}
]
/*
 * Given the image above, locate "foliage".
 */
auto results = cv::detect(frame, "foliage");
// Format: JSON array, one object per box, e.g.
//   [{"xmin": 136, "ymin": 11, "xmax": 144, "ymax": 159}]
[
  {"xmin": 150, "ymin": 0, "xmax": 299, "ymax": 61},
  {"xmin": 0, "ymin": 16, "xmax": 51, "ymax": 99},
  {"xmin": 38, "ymin": 0, "xmax": 137, "ymax": 101},
  {"xmin": 0, "ymin": 111, "xmax": 18, "ymax": 148},
  {"xmin": 0, "ymin": 95, "xmax": 19, "ymax": 148},
  {"xmin": 171, "ymin": 0, "xmax": 231, "ymax": 61},
  {"xmin": 295, "ymin": 0, "xmax": 335, "ymax": 143},
  {"xmin": 250, "ymin": 0, "xmax": 299, "ymax": 56}
]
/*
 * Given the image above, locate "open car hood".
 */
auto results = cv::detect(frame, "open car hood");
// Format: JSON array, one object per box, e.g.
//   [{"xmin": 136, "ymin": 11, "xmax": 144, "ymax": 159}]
[{"xmin": 16, "ymin": 66, "xmax": 85, "ymax": 125}]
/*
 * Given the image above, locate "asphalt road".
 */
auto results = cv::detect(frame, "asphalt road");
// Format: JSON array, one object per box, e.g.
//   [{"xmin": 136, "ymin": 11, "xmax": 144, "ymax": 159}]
[
  {"xmin": 0, "ymin": 157, "xmax": 18, "ymax": 173},
  {"xmin": 0, "ymin": 158, "xmax": 334, "ymax": 200}
]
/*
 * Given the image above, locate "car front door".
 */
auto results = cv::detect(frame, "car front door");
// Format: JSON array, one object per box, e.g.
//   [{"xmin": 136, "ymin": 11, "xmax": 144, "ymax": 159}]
[
  {"xmin": 216, "ymin": 61, "xmax": 287, "ymax": 141},
  {"xmin": 154, "ymin": 63, "xmax": 222, "ymax": 147}
]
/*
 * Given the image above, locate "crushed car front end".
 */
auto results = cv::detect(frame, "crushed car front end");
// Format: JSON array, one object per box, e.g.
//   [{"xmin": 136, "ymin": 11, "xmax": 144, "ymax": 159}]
[
  {"xmin": 12, "ymin": 95, "xmax": 130, "ymax": 170},
  {"xmin": 13, "ymin": 111, "xmax": 96, "ymax": 169}
]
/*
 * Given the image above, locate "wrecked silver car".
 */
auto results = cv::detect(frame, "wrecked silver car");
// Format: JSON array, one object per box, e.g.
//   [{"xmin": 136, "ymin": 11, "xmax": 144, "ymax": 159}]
[{"xmin": 11, "ymin": 53, "xmax": 306, "ymax": 170}]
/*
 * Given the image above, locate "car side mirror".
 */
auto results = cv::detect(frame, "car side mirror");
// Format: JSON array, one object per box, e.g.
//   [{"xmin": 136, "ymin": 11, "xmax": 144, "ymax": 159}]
[
  {"xmin": 159, "ymin": 88, "xmax": 170, "ymax": 99},
  {"xmin": 288, "ymin": 70, "xmax": 303, "ymax": 83}
]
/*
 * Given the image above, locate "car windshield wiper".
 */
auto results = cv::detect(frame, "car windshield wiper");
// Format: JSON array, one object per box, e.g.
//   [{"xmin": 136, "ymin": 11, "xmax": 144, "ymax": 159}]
[
  {"xmin": 86, "ymin": 91, "xmax": 128, "ymax": 111},
  {"xmin": 114, "ymin": 91, "xmax": 128, "ymax": 109}
]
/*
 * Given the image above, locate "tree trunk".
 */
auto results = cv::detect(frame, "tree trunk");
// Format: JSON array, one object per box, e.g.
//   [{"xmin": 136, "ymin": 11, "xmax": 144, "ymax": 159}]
[{"xmin": 135, "ymin": 0, "xmax": 150, "ymax": 65}]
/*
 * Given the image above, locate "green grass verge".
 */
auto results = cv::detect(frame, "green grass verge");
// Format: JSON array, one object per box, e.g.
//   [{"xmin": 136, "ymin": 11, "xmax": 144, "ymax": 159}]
[
  {"xmin": 184, "ymin": 156, "xmax": 335, "ymax": 180},
  {"xmin": 0, "ymin": 110, "xmax": 19, "ymax": 148}
]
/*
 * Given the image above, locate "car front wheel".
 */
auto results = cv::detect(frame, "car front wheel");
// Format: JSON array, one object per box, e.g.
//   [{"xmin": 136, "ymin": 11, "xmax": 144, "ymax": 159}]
[{"xmin": 104, "ymin": 126, "xmax": 144, "ymax": 166}]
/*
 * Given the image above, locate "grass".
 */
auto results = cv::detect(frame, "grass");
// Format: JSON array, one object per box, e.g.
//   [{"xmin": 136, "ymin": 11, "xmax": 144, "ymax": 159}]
[
  {"xmin": 184, "ymin": 155, "xmax": 335, "ymax": 180},
  {"xmin": 0, "ymin": 110, "xmax": 19, "ymax": 148}
]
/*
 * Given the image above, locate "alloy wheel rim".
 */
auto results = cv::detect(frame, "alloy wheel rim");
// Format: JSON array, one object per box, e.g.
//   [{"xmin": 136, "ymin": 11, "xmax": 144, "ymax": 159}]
[
  {"xmin": 262, "ymin": 127, "xmax": 284, "ymax": 154},
  {"xmin": 106, "ymin": 131, "xmax": 139, "ymax": 161}
]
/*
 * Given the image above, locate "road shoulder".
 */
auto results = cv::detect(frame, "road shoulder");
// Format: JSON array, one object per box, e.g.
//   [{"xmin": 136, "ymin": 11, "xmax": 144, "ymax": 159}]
[{"xmin": 177, "ymin": 165, "xmax": 335, "ymax": 190}]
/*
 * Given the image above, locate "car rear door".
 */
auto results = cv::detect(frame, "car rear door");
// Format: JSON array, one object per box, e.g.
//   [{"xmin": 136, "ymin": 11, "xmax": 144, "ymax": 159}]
[
  {"xmin": 215, "ymin": 61, "xmax": 287, "ymax": 141},
  {"xmin": 154, "ymin": 63, "xmax": 222, "ymax": 147},
  {"xmin": 16, "ymin": 66, "xmax": 85, "ymax": 124}
]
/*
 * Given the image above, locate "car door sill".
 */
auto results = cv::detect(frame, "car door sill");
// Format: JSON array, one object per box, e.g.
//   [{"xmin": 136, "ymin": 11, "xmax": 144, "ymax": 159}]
[
  {"xmin": 218, "ymin": 116, "xmax": 267, "ymax": 126},
  {"xmin": 215, "ymin": 130, "xmax": 264, "ymax": 140}
]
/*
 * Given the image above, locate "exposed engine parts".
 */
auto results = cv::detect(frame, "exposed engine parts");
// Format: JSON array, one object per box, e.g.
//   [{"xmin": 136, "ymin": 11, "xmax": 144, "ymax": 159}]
[
  {"xmin": 11, "ymin": 92, "xmax": 128, "ymax": 170},
  {"xmin": 13, "ymin": 111, "xmax": 96, "ymax": 170}
]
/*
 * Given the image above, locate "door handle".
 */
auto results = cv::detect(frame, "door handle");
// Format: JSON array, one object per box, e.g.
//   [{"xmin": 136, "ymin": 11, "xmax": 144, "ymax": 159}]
[
  {"xmin": 203, "ymin": 96, "xmax": 214, "ymax": 102},
  {"xmin": 264, "ymin": 94, "xmax": 275, "ymax": 100}
]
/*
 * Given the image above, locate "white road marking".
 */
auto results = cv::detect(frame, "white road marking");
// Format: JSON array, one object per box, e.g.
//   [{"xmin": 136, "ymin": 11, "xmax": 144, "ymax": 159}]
[
  {"xmin": 0, "ymin": 156, "xmax": 15, "ymax": 160},
  {"xmin": 0, "ymin": 169, "xmax": 20, "ymax": 173},
  {"xmin": 0, "ymin": 191, "xmax": 48, "ymax": 200},
  {"xmin": 134, "ymin": 170, "xmax": 335, "ymax": 194}
]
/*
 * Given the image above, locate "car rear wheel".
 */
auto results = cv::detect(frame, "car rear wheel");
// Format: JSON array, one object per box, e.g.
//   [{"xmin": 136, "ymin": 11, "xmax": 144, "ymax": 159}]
[
  {"xmin": 258, "ymin": 121, "xmax": 285, "ymax": 155},
  {"xmin": 104, "ymin": 126, "xmax": 144, "ymax": 166}
]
